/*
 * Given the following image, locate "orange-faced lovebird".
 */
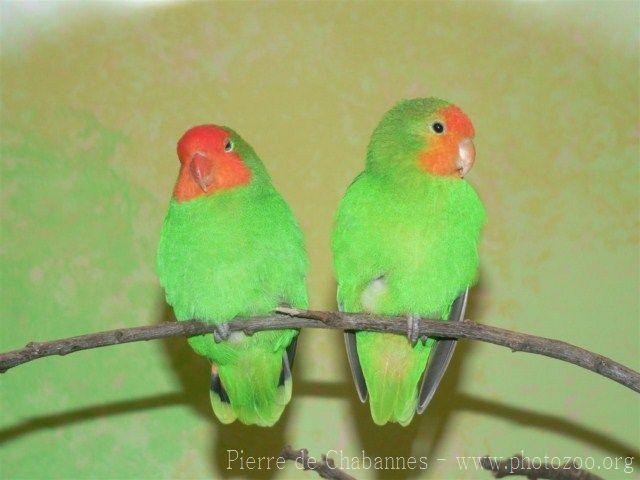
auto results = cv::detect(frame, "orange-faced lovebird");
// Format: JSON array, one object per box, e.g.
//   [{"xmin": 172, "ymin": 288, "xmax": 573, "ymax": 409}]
[
  {"xmin": 157, "ymin": 125, "xmax": 308, "ymax": 426},
  {"xmin": 332, "ymin": 98, "xmax": 486, "ymax": 425}
]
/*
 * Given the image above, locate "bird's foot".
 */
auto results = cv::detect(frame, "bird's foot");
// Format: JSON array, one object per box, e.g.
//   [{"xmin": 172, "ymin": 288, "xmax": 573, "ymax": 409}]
[
  {"xmin": 406, "ymin": 314, "xmax": 421, "ymax": 346},
  {"xmin": 213, "ymin": 323, "xmax": 230, "ymax": 343}
]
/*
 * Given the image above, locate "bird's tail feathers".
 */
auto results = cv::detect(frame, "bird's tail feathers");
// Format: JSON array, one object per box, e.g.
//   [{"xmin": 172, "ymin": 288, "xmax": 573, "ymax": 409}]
[
  {"xmin": 209, "ymin": 335, "xmax": 294, "ymax": 427},
  {"xmin": 357, "ymin": 332, "xmax": 430, "ymax": 426}
]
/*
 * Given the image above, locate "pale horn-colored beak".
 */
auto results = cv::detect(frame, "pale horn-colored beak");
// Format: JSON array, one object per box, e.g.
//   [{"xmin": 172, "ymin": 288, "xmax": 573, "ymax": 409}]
[
  {"xmin": 189, "ymin": 151, "xmax": 215, "ymax": 192},
  {"xmin": 456, "ymin": 138, "xmax": 475, "ymax": 178}
]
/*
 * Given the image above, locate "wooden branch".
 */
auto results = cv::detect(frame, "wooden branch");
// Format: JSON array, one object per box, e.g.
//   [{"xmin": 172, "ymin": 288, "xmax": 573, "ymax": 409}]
[
  {"xmin": 280, "ymin": 445, "xmax": 355, "ymax": 480},
  {"xmin": 481, "ymin": 453, "xmax": 604, "ymax": 480},
  {"xmin": 0, "ymin": 307, "xmax": 638, "ymax": 394}
]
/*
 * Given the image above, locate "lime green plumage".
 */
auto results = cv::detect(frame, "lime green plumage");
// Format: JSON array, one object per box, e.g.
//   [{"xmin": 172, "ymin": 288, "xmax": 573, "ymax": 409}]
[
  {"xmin": 332, "ymin": 98, "xmax": 485, "ymax": 425},
  {"xmin": 157, "ymin": 128, "xmax": 307, "ymax": 426}
]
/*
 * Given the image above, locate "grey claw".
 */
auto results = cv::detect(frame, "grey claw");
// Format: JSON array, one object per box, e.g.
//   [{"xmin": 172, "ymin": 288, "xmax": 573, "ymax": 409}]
[
  {"xmin": 406, "ymin": 314, "xmax": 421, "ymax": 346},
  {"xmin": 213, "ymin": 323, "xmax": 230, "ymax": 343}
]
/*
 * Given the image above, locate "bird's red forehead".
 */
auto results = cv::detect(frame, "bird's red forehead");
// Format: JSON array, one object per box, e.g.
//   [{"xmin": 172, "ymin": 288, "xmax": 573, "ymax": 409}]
[
  {"xmin": 438, "ymin": 105, "xmax": 475, "ymax": 138},
  {"xmin": 177, "ymin": 125, "xmax": 229, "ymax": 162}
]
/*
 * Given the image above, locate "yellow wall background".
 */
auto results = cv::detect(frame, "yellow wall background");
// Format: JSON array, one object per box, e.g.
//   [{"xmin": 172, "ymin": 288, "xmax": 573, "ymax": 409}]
[{"xmin": 1, "ymin": 1, "xmax": 638, "ymax": 478}]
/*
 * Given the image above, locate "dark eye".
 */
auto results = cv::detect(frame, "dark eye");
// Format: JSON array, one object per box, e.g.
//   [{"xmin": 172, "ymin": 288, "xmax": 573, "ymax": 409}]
[
  {"xmin": 431, "ymin": 122, "xmax": 445, "ymax": 134},
  {"xmin": 224, "ymin": 139, "xmax": 233, "ymax": 152}
]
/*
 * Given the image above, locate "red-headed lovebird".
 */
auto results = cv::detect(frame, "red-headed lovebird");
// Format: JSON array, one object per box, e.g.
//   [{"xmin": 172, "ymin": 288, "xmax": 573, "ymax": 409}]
[
  {"xmin": 332, "ymin": 98, "xmax": 485, "ymax": 425},
  {"xmin": 157, "ymin": 125, "xmax": 308, "ymax": 426}
]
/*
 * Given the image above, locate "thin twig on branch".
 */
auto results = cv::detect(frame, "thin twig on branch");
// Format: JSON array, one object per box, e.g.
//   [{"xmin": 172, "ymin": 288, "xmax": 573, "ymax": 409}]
[
  {"xmin": 280, "ymin": 445, "xmax": 355, "ymax": 480},
  {"xmin": 481, "ymin": 453, "xmax": 605, "ymax": 480},
  {"xmin": 0, "ymin": 307, "xmax": 638, "ymax": 394}
]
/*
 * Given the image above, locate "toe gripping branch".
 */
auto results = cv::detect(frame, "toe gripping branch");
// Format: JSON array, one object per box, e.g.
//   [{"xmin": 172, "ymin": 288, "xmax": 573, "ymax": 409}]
[
  {"xmin": 406, "ymin": 314, "xmax": 422, "ymax": 346},
  {"xmin": 213, "ymin": 323, "xmax": 231, "ymax": 343}
]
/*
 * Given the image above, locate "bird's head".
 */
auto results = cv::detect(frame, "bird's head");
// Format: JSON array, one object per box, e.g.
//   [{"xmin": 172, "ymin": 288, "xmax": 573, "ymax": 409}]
[
  {"xmin": 366, "ymin": 98, "xmax": 476, "ymax": 179},
  {"xmin": 173, "ymin": 125, "xmax": 253, "ymax": 202}
]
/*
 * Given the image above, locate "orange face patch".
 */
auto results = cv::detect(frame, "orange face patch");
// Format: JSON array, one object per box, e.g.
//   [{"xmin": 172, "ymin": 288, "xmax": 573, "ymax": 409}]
[
  {"xmin": 440, "ymin": 105, "xmax": 475, "ymax": 138},
  {"xmin": 173, "ymin": 125, "xmax": 252, "ymax": 202},
  {"xmin": 418, "ymin": 105, "xmax": 475, "ymax": 177}
]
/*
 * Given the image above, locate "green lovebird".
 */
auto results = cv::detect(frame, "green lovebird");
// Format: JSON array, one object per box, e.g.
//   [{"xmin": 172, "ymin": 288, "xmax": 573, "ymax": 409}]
[
  {"xmin": 331, "ymin": 98, "xmax": 486, "ymax": 426},
  {"xmin": 157, "ymin": 125, "xmax": 308, "ymax": 426}
]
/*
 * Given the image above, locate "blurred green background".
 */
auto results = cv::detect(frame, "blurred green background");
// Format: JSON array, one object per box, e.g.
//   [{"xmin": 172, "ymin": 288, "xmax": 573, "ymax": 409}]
[{"xmin": 1, "ymin": 1, "xmax": 638, "ymax": 479}]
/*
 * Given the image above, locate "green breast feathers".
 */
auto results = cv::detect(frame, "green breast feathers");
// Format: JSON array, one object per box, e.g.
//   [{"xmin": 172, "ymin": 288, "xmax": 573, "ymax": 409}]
[
  {"xmin": 157, "ymin": 186, "xmax": 308, "ymax": 322},
  {"xmin": 333, "ymin": 172, "xmax": 485, "ymax": 318}
]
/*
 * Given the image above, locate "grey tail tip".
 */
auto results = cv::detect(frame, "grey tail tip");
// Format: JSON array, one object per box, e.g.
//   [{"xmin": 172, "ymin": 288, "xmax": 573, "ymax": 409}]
[
  {"xmin": 278, "ymin": 335, "xmax": 297, "ymax": 387},
  {"xmin": 278, "ymin": 352, "xmax": 291, "ymax": 387}
]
